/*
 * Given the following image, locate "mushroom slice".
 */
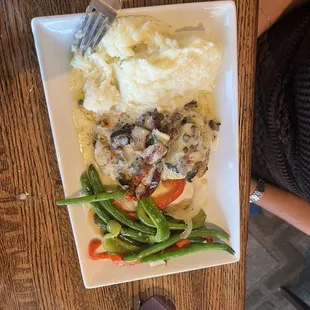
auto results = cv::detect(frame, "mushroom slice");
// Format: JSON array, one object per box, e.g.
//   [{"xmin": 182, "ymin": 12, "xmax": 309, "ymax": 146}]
[{"xmin": 110, "ymin": 129, "xmax": 132, "ymax": 148}]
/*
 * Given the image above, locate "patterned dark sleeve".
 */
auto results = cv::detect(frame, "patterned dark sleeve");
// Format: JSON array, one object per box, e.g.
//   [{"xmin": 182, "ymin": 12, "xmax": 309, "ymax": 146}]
[{"xmin": 252, "ymin": 3, "xmax": 310, "ymax": 202}]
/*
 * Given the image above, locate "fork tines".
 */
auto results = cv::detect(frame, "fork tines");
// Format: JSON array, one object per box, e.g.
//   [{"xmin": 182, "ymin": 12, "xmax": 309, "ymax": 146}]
[{"xmin": 73, "ymin": 0, "xmax": 121, "ymax": 55}]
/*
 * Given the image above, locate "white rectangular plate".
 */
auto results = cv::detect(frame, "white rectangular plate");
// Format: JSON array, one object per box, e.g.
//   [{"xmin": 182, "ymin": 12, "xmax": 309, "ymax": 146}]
[{"xmin": 32, "ymin": 1, "xmax": 239, "ymax": 288}]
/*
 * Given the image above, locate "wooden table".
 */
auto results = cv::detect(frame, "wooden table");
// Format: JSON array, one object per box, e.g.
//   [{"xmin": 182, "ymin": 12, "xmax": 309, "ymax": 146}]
[{"xmin": 0, "ymin": 0, "xmax": 257, "ymax": 309}]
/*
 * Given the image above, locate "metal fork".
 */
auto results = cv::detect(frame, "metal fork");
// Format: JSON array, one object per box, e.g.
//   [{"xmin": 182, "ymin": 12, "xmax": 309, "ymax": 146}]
[{"xmin": 73, "ymin": 0, "xmax": 122, "ymax": 55}]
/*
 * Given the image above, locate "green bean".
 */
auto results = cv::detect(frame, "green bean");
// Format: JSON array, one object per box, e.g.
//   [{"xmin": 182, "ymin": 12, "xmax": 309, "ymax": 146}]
[
  {"xmin": 80, "ymin": 172, "xmax": 111, "ymax": 224},
  {"xmin": 124, "ymin": 228, "xmax": 231, "ymax": 262},
  {"xmin": 124, "ymin": 234, "xmax": 181, "ymax": 262},
  {"xmin": 137, "ymin": 203, "xmax": 154, "ymax": 226},
  {"xmin": 56, "ymin": 190, "xmax": 124, "ymax": 206},
  {"xmin": 94, "ymin": 217, "xmax": 144, "ymax": 245},
  {"xmin": 137, "ymin": 205, "xmax": 206, "ymax": 230},
  {"xmin": 139, "ymin": 198, "xmax": 170, "ymax": 243},
  {"xmin": 189, "ymin": 227, "xmax": 230, "ymax": 242},
  {"xmin": 140, "ymin": 243, "xmax": 235, "ymax": 263},
  {"xmin": 88, "ymin": 165, "xmax": 156, "ymax": 235},
  {"xmin": 94, "ymin": 214, "xmax": 107, "ymax": 232},
  {"xmin": 120, "ymin": 226, "xmax": 152, "ymax": 244},
  {"xmin": 188, "ymin": 237, "xmax": 205, "ymax": 243},
  {"xmin": 81, "ymin": 171, "xmax": 93, "ymax": 194},
  {"xmin": 92, "ymin": 204, "xmax": 111, "ymax": 225},
  {"xmin": 102, "ymin": 236, "xmax": 143, "ymax": 256},
  {"xmin": 107, "ymin": 220, "xmax": 121, "ymax": 235},
  {"xmin": 87, "ymin": 166, "xmax": 105, "ymax": 192},
  {"xmin": 118, "ymin": 235, "xmax": 143, "ymax": 246},
  {"xmin": 94, "ymin": 212, "xmax": 151, "ymax": 244}
]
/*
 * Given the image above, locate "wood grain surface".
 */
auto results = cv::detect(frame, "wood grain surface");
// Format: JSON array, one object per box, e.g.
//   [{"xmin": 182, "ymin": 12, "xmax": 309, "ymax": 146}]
[{"xmin": 0, "ymin": 0, "xmax": 258, "ymax": 309}]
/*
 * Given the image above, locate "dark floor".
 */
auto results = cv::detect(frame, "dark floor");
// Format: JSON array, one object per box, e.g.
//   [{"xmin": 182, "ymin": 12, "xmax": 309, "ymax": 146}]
[{"xmin": 246, "ymin": 210, "xmax": 310, "ymax": 310}]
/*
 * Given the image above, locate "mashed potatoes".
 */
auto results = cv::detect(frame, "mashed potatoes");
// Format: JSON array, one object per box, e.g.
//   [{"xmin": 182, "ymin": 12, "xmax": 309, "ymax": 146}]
[{"xmin": 71, "ymin": 16, "xmax": 221, "ymax": 116}]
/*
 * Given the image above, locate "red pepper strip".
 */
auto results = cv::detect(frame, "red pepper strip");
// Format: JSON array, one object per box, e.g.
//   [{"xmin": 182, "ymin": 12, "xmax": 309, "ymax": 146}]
[
  {"xmin": 112, "ymin": 199, "xmax": 138, "ymax": 220},
  {"xmin": 88, "ymin": 239, "xmax": 110, "ymax": 260},
  {"xmin": 88, "ymin": 239, "xmax": 140, "ymax": 265},
  {"xmin": 126, "ymin": 212, "xmax": 138, "ymax": 220},
  {"xmin": 164, "ymin": 244, "xmax": 179, "ymax": 252},
  {"xmin": 176, "ymin": 239, "xmax": 191, "ymax": 248},
  {"xmin": 164, "ymin": 240, "xmax": 190, "ymax": 253},
  {"xmin": 152, "ymin": 179, "xmax": 186, "ymax": 210},
  {"xmin": 204, "ymin": 236, "xmax": 214, "ymax": 243}
]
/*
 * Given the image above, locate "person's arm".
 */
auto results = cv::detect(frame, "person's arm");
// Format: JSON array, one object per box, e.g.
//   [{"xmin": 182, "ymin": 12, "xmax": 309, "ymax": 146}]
[
  {"xmin": 250, "ymin": 179, "xmax": 310, "ymax": 235},
  {"xmin": 258, "ymin": 0, "xmax": 309, "ymax": 36}
]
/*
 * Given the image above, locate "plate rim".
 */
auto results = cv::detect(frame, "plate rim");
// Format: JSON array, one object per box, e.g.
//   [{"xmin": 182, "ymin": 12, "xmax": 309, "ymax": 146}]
[{"xmin": 31, "ymin": 0, "xmax": 239, "ymax": 289}]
